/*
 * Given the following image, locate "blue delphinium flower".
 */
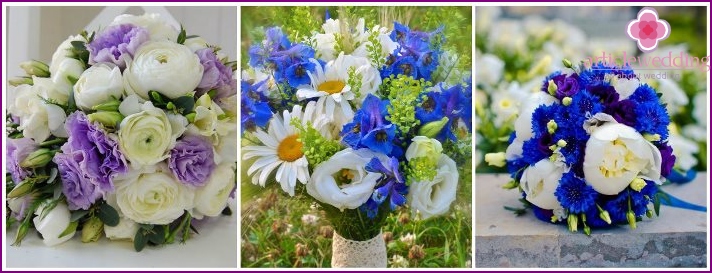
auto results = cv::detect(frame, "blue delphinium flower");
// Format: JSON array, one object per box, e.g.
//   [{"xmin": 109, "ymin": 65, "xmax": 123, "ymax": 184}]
[
  {"xmin": 360, "ymin": 157, "xmax": 408, "ymax": 218},
  {"xmin": 391, "ymin": 55, "xmax": 418, "ymax": 78},
  {"xmin": 416, "ymin": 84, "xmax": 471, "ymax": 142},
  {"xmin": 341, "ymin": 94, "xmax": 401, "ymax": 157},
  {"xmin": 249, "ymin": 27, "xmax": 316, "ymax": 85},
  {"xmin": 241, "ymin": 80, "xmax": 272, "ymax": 133},
  {"xmin": 382, "ymin": 22, "xmax": 443, "ymax": 81},
  {"xmin": 285, "ymin": 61, "xmax": 315, "ymax": 88},
  {"xmin": 555, "ymin": 172, "xmax": 598, "ymax": 214}
]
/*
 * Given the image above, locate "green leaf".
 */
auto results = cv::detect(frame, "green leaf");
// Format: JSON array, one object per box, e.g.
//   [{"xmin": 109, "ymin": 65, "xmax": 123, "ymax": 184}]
[
  {"xmin": 177, "ymin": 25, "xmax": 187, "ymax": 44},
  {"xmin": 98, "ymin": 202, "xmax": 120, "ymax": 227},
  {"xmin": 70, "ymin": 210, "xmax": 90, "ymax": 222},
  {"xmin": 58, "ymin": 221, "xmax": 79, "ymax": 238},
  {"xmin": 70, "ymin": 41, "xmax": 86, "ymax": 51},
  {"xmin": 134, "ymin": 230, "xmax": 148, "ymax": 252},
  {"xmin": 185, "ymin": 34, "xmax": 199, "ymax": 39},
  {"xmin": 147, "ymin": 225, "xmax": 166, "ymax": 245},
  {"xmin": 504, "ymin": 206, "xmax": 527, "ymax": 216},
  {"xmin": 173, "ymin": 96, "xmax": 195, "ymax": 114}
]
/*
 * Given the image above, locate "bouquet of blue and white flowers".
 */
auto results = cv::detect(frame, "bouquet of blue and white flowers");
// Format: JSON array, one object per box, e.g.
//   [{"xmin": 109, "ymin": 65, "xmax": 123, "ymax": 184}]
[
  {"xmin": 241, "ymin": 11, "xmax": 471, "ymax": 267},
  {"xmin": 486, "ymin": 60, "xmax": 678, "ymax": 233},
  {"xmin": 6, "ymin": 13, "xmax": 237, "ymax": 251}
]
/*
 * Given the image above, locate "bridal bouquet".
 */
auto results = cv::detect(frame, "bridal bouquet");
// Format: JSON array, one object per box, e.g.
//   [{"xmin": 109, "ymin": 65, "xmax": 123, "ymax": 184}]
[
  {"xmin": 6, "ymin": 13, "xmax": 237, "ymax": 251},
  {"xmin": 486, "ymin": 60, "xmax": 675, "ymax": 234},
  {"xmin": 242, "ymin": 10, "xmax": 471, "ymax": 267}
]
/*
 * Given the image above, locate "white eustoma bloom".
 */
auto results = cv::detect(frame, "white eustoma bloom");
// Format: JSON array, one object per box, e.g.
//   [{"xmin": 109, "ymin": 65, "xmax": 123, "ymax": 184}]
[
  {"xmin": 408, "ymin": 155, "xmax": 459, "ymax": 220},
  {"xmin": 193, "ymin": 163, "xmax": 236, "ymax": 219},
  {"xmin": 111, "ymin": 13, "xmax": 179, "ymax": 41},
  {"xmin": 33, "ymin": 202, "xmax": 75, "ymax": 246},
  {"xmin": 306, "ymin": 148, "xmax": 384, "ymax": 210},
  {"xmin": 8, "ymin": 84, "xmax": 67, "ymax": 143},
  {"xmin": 583, "ymin": 122, "xmax": 663, "ymax": 195},
  {"xmin": 668, "ymin": 133, "xmax": 699, "ymax": 171},
  {"xmin": 123, "ymin": 41, "xmax": 203, "ymax": 100},
  {"xmin": 51, "ymin": 58, "xmax": 85, "ymax": 96},
  {"xmin": 520, "ymin": 159, "xmax": 565, "ymax": 210},
  {"xmin": 114, "ymin": 164, "xmax": 195, "ymax": 225},
  {"xmin": 405, "ymin": 136, "xmax": 443, "ymax": 163},
  {"xmin": 74, "ymin": 64, "xmax": 124, "ymax": 111}
]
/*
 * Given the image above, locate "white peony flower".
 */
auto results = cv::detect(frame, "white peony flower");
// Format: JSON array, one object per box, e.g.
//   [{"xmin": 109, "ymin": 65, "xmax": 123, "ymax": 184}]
[
  {"xmin": 33, "ymin": 202, "xmax": 75, "ymax": 246},
  {"xmin": 118, "ymin": 101, "xmax": 176, "ymax": 166},
  {"xmin": 123, "ymin": 41, "xmax": 203, "ymax": 100},
  {"xmin": 114, "ymin": 164, "xmax": 195, "ymax": 225},
  {"xmin": 405, "ymin": 136, "xmax": 443, "ymax": 163},
  {"xmin": 111, "ymin": 13, "xmax": 179, "ymax": 41},
  {"xmin": 305, "ymin": 148, "xmax": 384, "ymax": 210},
  {"xmin": 520, "ymin": 159, "xmax": 565, "ymax": 210},
  {"xmin": 475, "ymin": 53, "xmax": 504, "ymax": 86},
  {"xmin": 73, "ymin": 64, "xmax": 123, "ymax": 111},
  {"xmin": 583, "ymin": 122, "xmax": 663, "ymax": 195},
  {"xmin": 49, "ymin": 35, "xmax": 83, "ymax": 76},
  {"xmin": 408, "ymin": 155, "xmax": 459, "ymax": 219},
  {"xmin": 8, "ymin": 84, "xmax": 67, "ymax": 143},
  {"xmin": 193, "ymin": 163, "xmax": 236, "ymax": 219}
]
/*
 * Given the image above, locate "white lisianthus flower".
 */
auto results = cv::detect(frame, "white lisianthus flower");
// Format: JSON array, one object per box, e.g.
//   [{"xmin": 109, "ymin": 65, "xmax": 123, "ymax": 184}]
[
  {"xmin": 103, "ymin": 194, "xmax": 139, "ymax": 241},
  {"xmin": 32, "ymin": 76, "xmax": 69, "ymax": 106},
  {"xmin": 124, "ymin": 41, "xmax": 203, "ymax": 100},
  {"xmin": 74, "ymin": 64, "xmax": 123, "ymax": 111},
  {"xmin": 491, "ymin": 82, "xmax": 532, "ymax": 128},
  {"xmin": 8, "ymin": 84, "xmax": 67, "ymax": 143},
  {"xmin": 118, "ymin": 102, "xmax": 176, "ymax": 166},
  {"xmin": 408, "ymin": 155, "xmax": 459, "ymax": 219},
  {"xmin": 33, "ymin": 202, "xmax": 75, "ymax": 246},
  {"xmin": 184, "ymin": 36, "xmax": 209, "ymax": 52},
  {"xmin": 520, "ymin": 159, "xmax": 565, "ymax": 210},
  {"xmin": 187, "ymin": 94, "xmax": 225, "ymax": 137},
  {"xmin": 475, "ymin": 53, "xmax": 504, "ymax": 86},
  {"xmin": 111, "ymin": 13, "xmax": 179, "ymax": 41},
  {"xmin": 583, "ymin": 122, "xmax": 663, "ymax": 195},
  {"xmin": 49, "ymin": 35, "xmax": 83, "ymax": 76},
  {"xmin": 306, "ymin": 148, "xmax": 384, "ymax": 210},
  {"xmin": 405, "ymin": 136, "xmax": 443, "ymax": 163},
  {"xmin": 51, "ymin": 58, "xmax": 85, "ymax": 96},
  {"xmin": 506, "ymin": 91, "xmax": 558, "ymax": 160},
  {"xmin": 114, "ymin": 165, "xmax": 195, "ymax": 225},
  {"xmin": 193, "ymin": 163, "xmax": 236, "ymax": 219}
]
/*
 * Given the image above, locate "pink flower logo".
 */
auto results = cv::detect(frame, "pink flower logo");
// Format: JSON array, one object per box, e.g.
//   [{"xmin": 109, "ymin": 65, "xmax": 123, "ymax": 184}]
[{"xmin": 627, "ymin": 7, "xmax": 670, "ymax": 52}]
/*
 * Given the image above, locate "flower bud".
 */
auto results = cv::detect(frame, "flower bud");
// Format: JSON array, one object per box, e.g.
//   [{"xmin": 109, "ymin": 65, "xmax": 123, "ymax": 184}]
[
  {"xmin": 408, "ymin": 244, "xmax": 425, "ymax": 260},
  {"xmin": 627, "ymin": 211, "xmax": 637, "ymax": 229},
  {"xmin": 501, "ymin": 180, "xmax": 518, "ymax": 190},
  {"xmin": 8, "ymin": 182, "xmax": 34, "ymax": 198},
  {"xmin": 646, "ymin": 209, "xmax": 653, "ymax": 218},
  {"xmin": 583, "ymin": 225, "xmax": 591, "ymax": 236},
  {"xmin": 562, "ymin": 59, "xmax": 573, "ymax": 69},
  {"xmin": 562, "ymin": 97, "xmax": 572, "ymax": 106},
  {"xmin": 643, "ymin": 133, "xmax": 661, "ymax": 142},
  {"xmin": 557, "ymin": 139, "xmax": 567, "ymax": 147},
  {"xmin": 12, "ymin": 222, "xmax": 30, "ymax": 246},
  {"xmin": 547, "ymin": 120, "xmax": 557, "ymax": 134},
  {"xmin": 92, "ymin": 99, "xmax": 122, "ymax": 112},
  {"xmin": 82, "ymin": 216, "xmax": 104, "ymax": 243},
  {"xmin": 9, "ymin": 77, "xmax": 33, "ymax": 86},
  {"xmin": 20, "ymin": 60, "xmax": 50, "ymax": 78},
  {"xmin": 599, "ymin": 210, "xmax": 612, "ymax": 224},
  {"xmin": 547, "ymin": 80, "xmax": 558, "ymax": 96},
  {"xmin": 418, "ymin": 116, "xmax": 449, "ymax": 138},
  {"xmin": 567, "ymin": 214, "xmax": 578, "ymax": 232},
  {"xmin": 20, "ymin": 148, "xmax": 54, "ymax": 168},
  {"xmin": 88, "ymin": 111, "xmax": 124, "ymax": 128},
  {"xmin": 484, "ymin": 152, "xmax": 506, "ymax": 167},
  {"xmin": 629, "ymin": 177, "xmax": 646, "ymax": 192}
]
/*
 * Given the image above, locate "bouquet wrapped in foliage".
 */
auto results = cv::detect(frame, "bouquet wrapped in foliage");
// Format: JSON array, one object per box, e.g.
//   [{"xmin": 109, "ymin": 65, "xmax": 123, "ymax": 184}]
[
  {"xmin": 485, "ymin": 60, "xmax": 686, "ymax": 233},
  {"xmin": 241, "ymin": 7, "xmax": 471, "ymax": 267},
  {"xmin": 6, "ymin": 13, "xmax": 237, "ymax": 251}
]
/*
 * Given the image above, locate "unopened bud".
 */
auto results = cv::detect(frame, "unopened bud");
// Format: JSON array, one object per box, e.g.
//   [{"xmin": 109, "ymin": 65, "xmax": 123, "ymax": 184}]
[
  {"xmin": 562, "ymin": 97, "xmax": 572, "ymax": 106},
  {"xmin": 9, "ymin": 77, "xmax": 33, "ymax": 86},
  {"xmin": 568, "ymin": 214, "xmax": 578, "ymax": 233},
  {"xmin": 20, "ymin": 60, "xmax": 50, "ymax": 77},
  {"xmin": 81, "ymin": 217, "xmax": 104, "ymax": 243},
  {"xmin": 87, "ymin": 112, "xmax": 124, "ymax": 128},
  {"xmin": 562, "ymin": 59, "xmax": 573, "ymax": 69},
  {"xmin": 418, "ymin": 117, "xmax": 449, "ymax": 138},
  {"xmin": 547, "ymin": 120, "xmax": 558, "ymax": 134},
  {"xmin": 92, "ymin": 99, "xmax": 121, "ymax": 112},
  {"xmin": 627, "ymin": 211, "xmax": 637, "ymax": 229},
  {"xmin": 484, "ymin": 152, "xmax": 506, "ymax": 167},
  {"xmin": 20, "ymin": 148, "xmax": 54, "ymax": 168},
  {"xmin": 8, "ymin": 182, "xmax": 34, "ymax": 198},
  {"xmin": 547, "ymin": 80, "xmax": 558, "ymax": 96}
]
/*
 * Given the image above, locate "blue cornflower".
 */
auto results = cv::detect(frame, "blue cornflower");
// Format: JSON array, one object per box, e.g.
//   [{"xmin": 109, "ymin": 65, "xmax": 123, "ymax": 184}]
[
  {"xmin": 634, "ymin": 101, "xmax": 670, "ymax": 139},
  {"xmin": 531, "ymin": 105, "xmax": 560, "ymax": 138},
  {"xmin": 360, "ymin": 157, "xmax": 408, "ymax": 218},
  {"xmin": 240, "ymin": 80, "xmax": 272, "ymax": 133},
  {"xmin": 628, "ymin": 84, "xmax": 659, "ymax": 104},
  {"xmin": 578, "ymin": 62, "xmax": 635, "ymax": 86},
  {"xmin": 521, "ymin": 137, "xmax": 550, "ymax": 166},
  {"xmin": 555, "ymin": 172, "xmax": 598, "ymax": 214},
  {"xmin": 567, "ymin": 90, "xmax": 604, "ymax": 125}
]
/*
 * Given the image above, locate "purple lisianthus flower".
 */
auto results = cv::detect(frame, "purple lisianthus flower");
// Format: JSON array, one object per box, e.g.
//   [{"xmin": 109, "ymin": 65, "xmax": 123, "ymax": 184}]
[
  {"xmin": 54, "ymin": 151, "xmax": 103, "ymax": 210},
  {"xmin": 658, "ymin": 143, "xmax": 676, "ymax": 177},
  {"xmin": 169, "ymin": 135, "xmax": 216, "ymax": 187},
  {"xmin": 543, "ymin": 74, "xmax": 580, "ymax": 99},
  {"xmin": 87, "ymin": 124, "xmax": 128, "ymax": 192},
  {"xmin": 196, "ymin": 48, "xmax": 235, "ymax": 97},
  {"xmin": 7, "ymin": 138, "xmax": 38, "ymax": 183},
  {"xmin": 88, "ymin": 24, "xmax": 149, "ymax": 69}
]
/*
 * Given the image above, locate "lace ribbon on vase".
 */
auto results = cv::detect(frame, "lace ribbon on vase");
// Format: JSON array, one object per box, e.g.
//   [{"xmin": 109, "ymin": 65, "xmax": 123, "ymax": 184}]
[{"xmin": 331, "ymin": 231, "xmax": 387, "ymax": 268}]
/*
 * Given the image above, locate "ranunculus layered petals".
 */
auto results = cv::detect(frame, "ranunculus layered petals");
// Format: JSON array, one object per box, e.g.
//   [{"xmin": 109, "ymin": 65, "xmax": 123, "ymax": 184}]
[{"xmin": 123, "ymin": 41, "xmax": 203, "ymax": 99}]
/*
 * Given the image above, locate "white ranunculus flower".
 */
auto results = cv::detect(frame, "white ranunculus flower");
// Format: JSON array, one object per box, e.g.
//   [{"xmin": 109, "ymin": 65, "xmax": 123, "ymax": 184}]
[
  {"xmin": 520, "ymin": 159, "xmax": 565, "ymax": 210},
  {"xmin": 49, "ymin": 35, "xmax": 83, "ymax": 76},
  {"xmin": 114, "ymin": 165, "xmax": 195, "ymax": 225},
  {"xmin": 475, "ymin": 54, "xmax": 504, "ymax": 86},
  {"xmin": 306, "ymin": 148, "xmax": 383, "ymax": 210},
  {"xmin": 408, "ymin": 155, "xmax": 459, "ymax": 220},
  {"xmin": 118, "ymin": 102, "xmax": 176, "ymax": 166},
  {"xmin": 51, "ymin": 58, "xmax": 85, "ymax": 96},
  {"xmin": 193, "ymin": 163, "xmax": 236, "ymax": 219},
  {"xmin": 123, "ymin": 41, "xmax": 203, "ymax": 100},
  {"xmin": 33, "ymin": 202, "xmax": 75, "ymax": 246},
  {"xmin": 506, "ymin": 91, "xmax": 558, "ymax": 160},
  {"xmin": 8, "ymin": 84, "xmax": 67, "ymax": 143},
  {"xmin": 111, "ymin": 13, "xmax": 179, "ymax": 41},
  {"xmin": 103, "ymin": 194, "xmax": 139, "ymax": 241},
  {"xmin": 74, "ymin": 64, "xmax": 123, "ymax": 111},
  {"xmin": 583, "ymin": 122, "xmax": 663, "ymax": 195},
  {"xmin": 668, "ymin": 134, "xmax": 699, "ymax": 170},
  {"xmin": 405, "ymin": 136, "xmax": 443, "ymax": 163}
]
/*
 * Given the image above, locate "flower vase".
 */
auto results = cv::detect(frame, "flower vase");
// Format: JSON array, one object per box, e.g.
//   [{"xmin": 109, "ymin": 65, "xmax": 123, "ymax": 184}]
[{"xmin": 331, "ymin": 231, "xmax": 387, "ymax": 268}]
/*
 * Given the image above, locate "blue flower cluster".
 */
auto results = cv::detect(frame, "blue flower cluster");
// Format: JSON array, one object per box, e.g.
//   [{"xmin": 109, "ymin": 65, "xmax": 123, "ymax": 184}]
[
  {"xmin": 509, "ymin": 63, "xmax": 675, "ymax": 228},
  {"xmin": 381, "ymin": 22, "xmax": 444, "ymax": 81}
]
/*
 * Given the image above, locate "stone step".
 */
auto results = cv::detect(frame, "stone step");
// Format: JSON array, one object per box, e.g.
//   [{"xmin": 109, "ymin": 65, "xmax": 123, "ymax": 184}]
[{"xmin": 475, "ymin": 173, "xmax": 708, "ymax": 268}]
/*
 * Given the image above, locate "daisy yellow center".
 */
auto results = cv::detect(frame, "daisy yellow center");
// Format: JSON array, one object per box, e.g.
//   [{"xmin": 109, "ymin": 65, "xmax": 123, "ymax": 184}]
[
  {"xmin": 318, "ymin": 80, "xmax": 345, "ymax": 95},
  {"xmin": 277, "ymin": 134, "xmax": 303, "ymax": 162}
]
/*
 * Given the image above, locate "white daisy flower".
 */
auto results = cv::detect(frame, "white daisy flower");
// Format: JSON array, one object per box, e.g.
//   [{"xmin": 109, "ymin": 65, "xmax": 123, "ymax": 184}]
[
  {"xmin": 242, "ymin": 101, "xmax": 326, "ymax": 196},
  {"xmin": 296, "ymin": 53, "xmax": 380, "ymax": 130}
]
